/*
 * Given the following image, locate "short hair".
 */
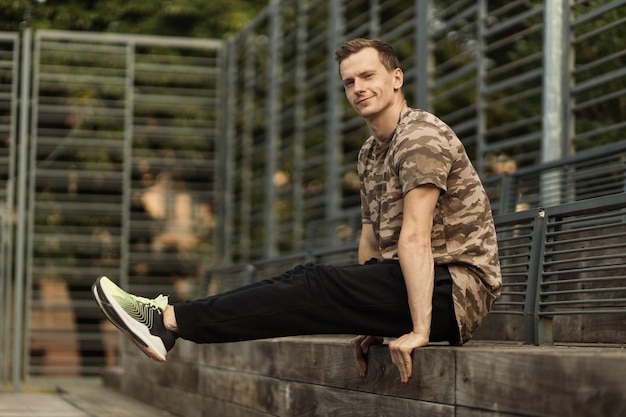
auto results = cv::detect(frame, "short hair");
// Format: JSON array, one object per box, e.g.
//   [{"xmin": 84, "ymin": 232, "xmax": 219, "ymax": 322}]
[{"xmin": 334, "ymin": 38, "xmax": 401, "ymax": 72}]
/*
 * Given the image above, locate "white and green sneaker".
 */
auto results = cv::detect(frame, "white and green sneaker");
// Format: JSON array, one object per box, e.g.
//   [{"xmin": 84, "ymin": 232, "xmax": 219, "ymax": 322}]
[{"xmin": 92, "ymin": 276, "xmax": 177, "ymax": 362}]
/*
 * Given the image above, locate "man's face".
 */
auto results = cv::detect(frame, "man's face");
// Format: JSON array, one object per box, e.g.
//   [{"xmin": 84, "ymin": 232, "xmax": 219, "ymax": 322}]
[{"xmin": 339, "ymin": 47, "xmax": 402, "ymax": 119}]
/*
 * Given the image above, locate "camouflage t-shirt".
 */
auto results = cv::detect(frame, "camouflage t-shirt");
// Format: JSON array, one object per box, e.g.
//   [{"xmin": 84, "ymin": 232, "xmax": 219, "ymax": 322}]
[{"xmin": 358, "ymin": 107, "xmax": 502, "ymax": 343}]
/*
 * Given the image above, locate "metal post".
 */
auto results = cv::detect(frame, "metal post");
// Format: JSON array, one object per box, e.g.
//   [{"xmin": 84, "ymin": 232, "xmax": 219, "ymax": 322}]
[
  {"xmin": 541, "ymin": 0, "xmax": 568, "ymax": 207},
  {"xmin": 292, "ymin": 0, "xmax": 309, "ymax": 251},
  {"xmin": 120, "ymin": 41, "xmax": 135, "ymax": 291},
  {"xmin": 263, "ymin": 0, "xmax": 282, "ymax": 258},
  {"xmin": 241, "ymin": 35, "xmax": 256, "ymax": 261},
  {"xmin": 414, "ymin": 0, "xmax": 430, "ymax": 110},
  {"xmin": 13, "ymin": 27, "xmax": 31, "ymax": 392},
  {"xmin": 325, "ymin": 0, "xmax": 344, "ymax": 220},
  {"xmin": 368, "ymin": 0, "xmax": 380, "ymax": 37},
  {"xmin": 476, "ymin": 0, "xmax": 487, "ymax": 175},
  {"xmin": 0, "ymin": 32, "xmax": 19, "ymax": 385},
  {"xmin": 221, "ymin": 39, "xmax": 237, "ymax": 264},
  {"xmin": 0, "ymin": 205, "xmax": 6, "ymax": 383},
  {"xmin": 525, "ymin": 209, "xmax": 545, "ymax": 345}
]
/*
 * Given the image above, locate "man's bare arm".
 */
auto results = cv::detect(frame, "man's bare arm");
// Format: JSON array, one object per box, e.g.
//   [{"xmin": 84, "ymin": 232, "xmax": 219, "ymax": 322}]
[{"xmin": 391, "ymin": 184, "xmax": 440, "ymax": 383}]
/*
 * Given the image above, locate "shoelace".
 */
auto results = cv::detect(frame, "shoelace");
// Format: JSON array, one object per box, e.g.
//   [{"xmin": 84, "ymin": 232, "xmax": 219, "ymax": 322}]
[{"xmin": 131, "ymin": 293, "xmax": 169, "ymax": 311}]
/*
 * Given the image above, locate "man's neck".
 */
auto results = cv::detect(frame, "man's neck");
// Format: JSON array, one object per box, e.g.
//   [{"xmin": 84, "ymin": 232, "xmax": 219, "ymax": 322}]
[{"xmin": 367, "ymin": 101, "xmax": 407, "ymax": 144}]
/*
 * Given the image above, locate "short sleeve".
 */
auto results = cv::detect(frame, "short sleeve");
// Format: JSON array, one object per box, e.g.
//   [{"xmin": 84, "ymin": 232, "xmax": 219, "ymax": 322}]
[
  {"xmin": 357, "ymin": 139, "xmax": 373, "ymax": 224},
  {"xmin": 392, "ymin": 122, "xmax": 452, "ymax": 195}
]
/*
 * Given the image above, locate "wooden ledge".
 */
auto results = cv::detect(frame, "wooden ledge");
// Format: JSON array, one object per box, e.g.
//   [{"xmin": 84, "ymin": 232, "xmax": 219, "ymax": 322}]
[{"xmin": 108, "ymin": 336, "xmax": 626, "ymax": 417}]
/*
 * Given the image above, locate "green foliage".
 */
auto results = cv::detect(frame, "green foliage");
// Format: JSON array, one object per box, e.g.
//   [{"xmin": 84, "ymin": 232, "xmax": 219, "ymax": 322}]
[{"xmin": 0, "ymin": 0, "xmax": 269, "ymax": 38}]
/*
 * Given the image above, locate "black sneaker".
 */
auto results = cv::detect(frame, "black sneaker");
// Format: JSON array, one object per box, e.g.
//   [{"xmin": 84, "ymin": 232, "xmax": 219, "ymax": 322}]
[{"xmin": 92, "ymin": 276, "xmax": 177, "ymax": 362}]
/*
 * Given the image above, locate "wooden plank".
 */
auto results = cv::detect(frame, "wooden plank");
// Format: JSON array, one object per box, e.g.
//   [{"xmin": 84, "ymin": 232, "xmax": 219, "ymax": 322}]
[
  {"xmin": 283, "ymin": 380, "xmax": 454, "ymax": 417},
  {"xmin": 456, "ymin": 346, "xmax": 626, "ymax": 417},
  {"xmin": 200, "ymin": 397, "xmax": 276, "ymax": 417},
  {"xmin": 199, "ymin": 366, "xmax": 454, "ymax": 417},
  {"xmin": 472, "ymin": 314, "xmax": 525, "ymax": 342},
  {"xmin": 199, "ymin": 367, "xmax": 282, "ymax": 415},
  {"xmin": 169, "ymin": 338, "xmax": 202, "ymax": 362},
  {"xmin": 159, "ymin": 357, "xmax": 201, "ymax": 393},
  {"xmin": 200, "ymin": 338, "xmax": 280, "ymax": 376},
  {"xmin": 274, "ymin": 336, "xmax": 456, "ymax": 404},
  {"xmin": 456, "ymin": 405, "xmax": 531, "ymax": 417},
  {"xmin": 152, "ymin": 384, "xmax": 202, "ymax": 417},
  {"xmin": 581, "ymin": 314, "xmax": 626, "ymax": 344},
  {"xmin": 56, "ymin": 381, "xmax": 177, "ymax": 417},
  {"xmin": 199, "ymin": 336, "xmax": 455, "ymax": 403},
  {"xmin": 0, "ymin": 393, "xmax": 87, "ymax": 417}
]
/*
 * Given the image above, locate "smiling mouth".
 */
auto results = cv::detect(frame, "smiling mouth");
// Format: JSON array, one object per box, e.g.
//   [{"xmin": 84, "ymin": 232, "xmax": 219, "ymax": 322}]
[{"xmin": 357, "ymin": 96, "xmax": 373, "ymax": 105}]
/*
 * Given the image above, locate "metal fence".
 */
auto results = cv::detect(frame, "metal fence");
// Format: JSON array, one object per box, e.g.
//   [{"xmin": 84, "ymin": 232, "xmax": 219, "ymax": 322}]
[
  {"xmin": 1, "ymin": 30, "xmax": 222, "ymax": 384},
  {"xmin": 1, "ymin": 0, "xmax": 626, "ymax": 385},
  {"xmin": 0, "ymin": 31, "xmax": 20, "ymax": 386},
  {"xmin": 203, "ymin": 192, "xmax": 626, "ymax": 346},
  {"xmin": 218, "ymin": 0, "xmax": 626, "ymax": 264},
  {"xmin": 484, "ymin": 140, "xmax": 626, "ymax": 215},
  {"xmin": 486, "ymin": 192, "xmax": 626, "ymax": 345}
]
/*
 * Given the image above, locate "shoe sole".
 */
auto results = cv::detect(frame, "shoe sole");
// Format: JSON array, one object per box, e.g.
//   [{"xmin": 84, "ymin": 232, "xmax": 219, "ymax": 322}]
[{"xmin": 92, "ymin": 277, "xmax": 166, "ymax": 362}]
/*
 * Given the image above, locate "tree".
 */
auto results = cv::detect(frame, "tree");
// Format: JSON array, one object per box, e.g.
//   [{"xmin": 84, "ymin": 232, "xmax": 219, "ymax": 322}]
[{"xmin": 0, "ymin": 0, "xmax": 269, "ymax": 39}]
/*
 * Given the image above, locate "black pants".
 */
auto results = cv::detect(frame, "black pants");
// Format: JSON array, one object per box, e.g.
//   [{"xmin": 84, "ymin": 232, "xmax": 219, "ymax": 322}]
[{"xmin": 173, "ymin": 260, "xmax": 459, "ymax": 344}]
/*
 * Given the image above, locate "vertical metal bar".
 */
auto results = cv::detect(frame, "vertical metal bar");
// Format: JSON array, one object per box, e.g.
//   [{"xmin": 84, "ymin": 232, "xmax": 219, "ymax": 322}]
[
  {"xmin": 414, "ymin": 0, "xmax": 430, "ymax": 110},
  {"xmin": 121, "ymin": 41, "xmax": 135, "ymax": 291},
  {"xmin": 541, "ymin": 0, "xmax": 567, "ymax": 208},
  {"xmin": 0, "ymin": 201, "xmax": 4, "ymax": 383},
  {"xmin": 562, "ymin": 0, "xmax": 575, "ymax": 203},
  {"xmin": 502, "ymin": 174, "xmax": 520, "ymax": 214},
  {"xmin": 241, "ymin": 35, "xmax": 255, "ymax": 261},
  {"xmin": 369, "ymin": 0, "xmax": 380, "ymax": 37},
  {"xmin": 562, "ymin": 0, "xmax": 574, "ymax": 160},
  {"xmin": 498, "ymin": 175, "xmax": 511, "ymax": 215},
  {"xmin": 1, "ymin": 33, "xmax": 20, "ymax": 384},
  {"xmin": 24, "ymin": 28, "xmax": 41, "ymax": 383},
  {"xmin": 524, "ymin": 209, "xmax": 545, "ymax": 345},
  {"xmin": 244, "ymin": 264, "xmax": 256, "ymax": 286},
  {"xmin": 222, "ymin": 39, "xmax": 237, "ymax": 263},
  {"xmin": 264, "ymin": 0, "xmax": 282, "ymax": 258},
  {"xmin": 213, "ymin": 43, "xmax": 225, "ymax": 266},
  {"xmin": 12, "ymin": 27, "xmax": 31, "ymax": 392},
  {"xmin": 476, "ymin": 0, "xmax": 487, "ymax": 176},
  {"xmin": 534, "ymin": 208, "xmax": 553, "ymax": 346},
  {"xmin": 292, "ymin": 0, "xmax": 309, "ymax": 251},
  {"xmin": 0, "ymin": 204, "xmax": 4, "ymax": 383},
  {"xmin": 325, "ymin": 0, "xmax": 344, "ymax": 219}
]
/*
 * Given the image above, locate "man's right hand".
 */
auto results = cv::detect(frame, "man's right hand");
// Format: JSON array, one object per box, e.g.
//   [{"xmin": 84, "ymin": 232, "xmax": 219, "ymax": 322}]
[{"xmin": 350, "ymin": 335, "xmax": 384, "ymax": 377}]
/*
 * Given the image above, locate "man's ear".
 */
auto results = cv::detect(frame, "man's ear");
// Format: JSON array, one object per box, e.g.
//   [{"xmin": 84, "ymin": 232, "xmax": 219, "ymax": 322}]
[{"xmin": 393, "ymin": 68, "xmax": 404, "ymax": 90}]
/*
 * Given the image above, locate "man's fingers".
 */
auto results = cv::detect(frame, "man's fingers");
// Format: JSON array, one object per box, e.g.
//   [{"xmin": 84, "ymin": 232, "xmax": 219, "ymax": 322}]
[
  {"xmin": 351, "ymin": 335, "xmax": 385, "ymax": 378},
  {"xmin": 350, "ymin": 336, "xmax": 368, "ymax": 377},
  {"xmin": 402, "ymin": 355, "xmax": 413, "ymax": 382},
  {"xmin": 389, "ymin": 343, "xmax": 413, "ymax": 384}
]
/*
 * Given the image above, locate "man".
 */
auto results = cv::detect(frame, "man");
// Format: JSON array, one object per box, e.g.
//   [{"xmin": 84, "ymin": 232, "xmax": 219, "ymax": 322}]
[{"xmin": 93, "ymin": 38, "xmax": 501, "ymax": 384}]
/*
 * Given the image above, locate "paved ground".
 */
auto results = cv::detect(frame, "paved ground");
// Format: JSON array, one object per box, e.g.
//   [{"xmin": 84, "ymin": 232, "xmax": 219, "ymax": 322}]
[{"xmin": 0, "ymin": 379, "xmax": 174, "ymax": 417}]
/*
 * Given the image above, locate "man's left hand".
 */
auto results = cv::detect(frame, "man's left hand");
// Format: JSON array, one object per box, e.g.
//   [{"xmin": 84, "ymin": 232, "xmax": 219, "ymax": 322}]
[{"xmin": 388, "ymin": 332, "xmax": 429, "ymax": 383}]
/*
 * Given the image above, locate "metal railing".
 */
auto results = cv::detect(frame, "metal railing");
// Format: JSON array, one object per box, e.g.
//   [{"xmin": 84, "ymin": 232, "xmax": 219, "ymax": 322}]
[
  {"xmin": 204, "ymin": 192, "xmax": 626, "ymax": 346},
  {"xmin": 483, "ymin": 140, "xmax": 626, "ymax": 215},
  {"xmin": 1, "ymin": 0, "xmax": 626, "ymax": 383},
  {"xmin": 536, "ymin": 193, "xmax": 626, "ymax": 344},
  {"xmin": 218, "ymin": 0, "xmax": 626, "ymax": 264},
  {"xmin": 489, "ymin": 209, "xmax": 544, "ymax": 344},
  {"xmin": 2, "ymin": 30, "xmax": 223, "ymax": 384}
]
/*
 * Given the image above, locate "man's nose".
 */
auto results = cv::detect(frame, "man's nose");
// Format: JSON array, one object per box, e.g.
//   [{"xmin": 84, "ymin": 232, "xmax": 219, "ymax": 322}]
[{"xmin": 354, "ymin": 78, "xmax": 365, "ymax": 92}]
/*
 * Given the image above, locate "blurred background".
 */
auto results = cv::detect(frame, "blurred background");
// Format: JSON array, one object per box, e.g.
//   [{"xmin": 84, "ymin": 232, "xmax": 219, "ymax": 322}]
[{"xmin": 1, "ymin": 0, "xmax": 625, "ymax": 383}]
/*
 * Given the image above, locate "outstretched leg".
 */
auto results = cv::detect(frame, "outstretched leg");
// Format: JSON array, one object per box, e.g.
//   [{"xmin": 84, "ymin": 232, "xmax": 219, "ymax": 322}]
[{"xmin": 93, "ymin": 260, "xmax": 458, "ymax": 362}]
